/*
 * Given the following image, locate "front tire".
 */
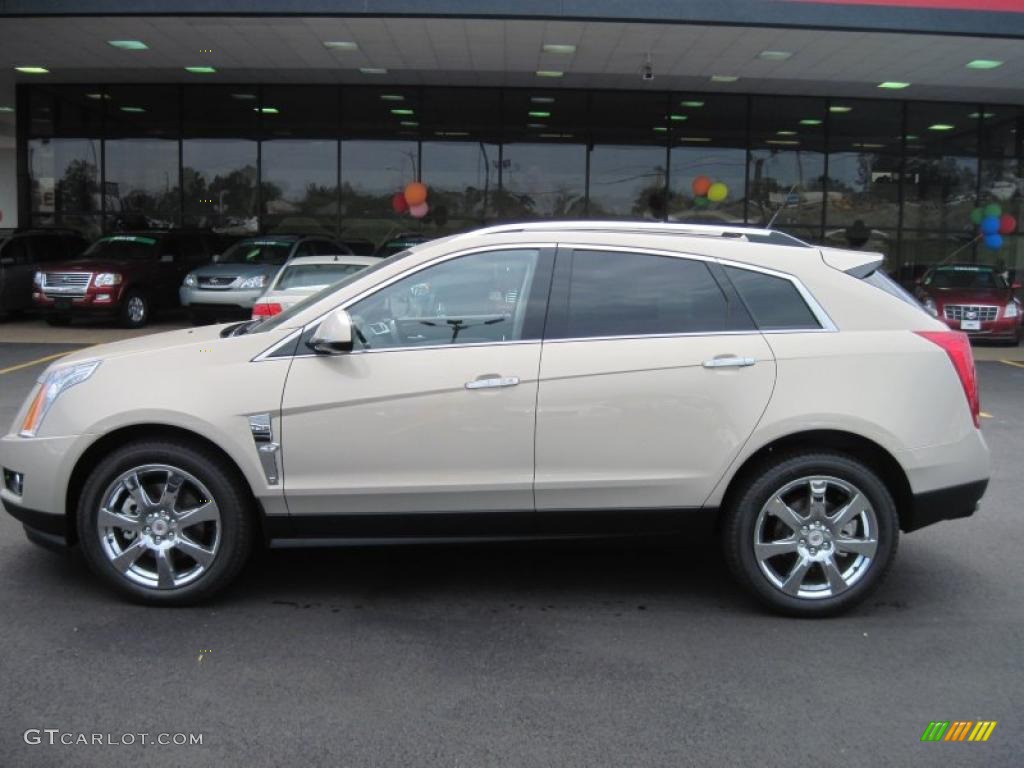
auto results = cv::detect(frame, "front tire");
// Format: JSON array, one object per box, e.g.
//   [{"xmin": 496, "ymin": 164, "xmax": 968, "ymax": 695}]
[
  {"xmin": 119, "ymin": 290, "xmax": 150, "ymax": 328},
  {"xmin": 77, "ymin": 439, "xmax": 254, "ymax": 605},
  {"xmin": 722, "ymin": 452, "xmax": 899, "ymax": 617}
]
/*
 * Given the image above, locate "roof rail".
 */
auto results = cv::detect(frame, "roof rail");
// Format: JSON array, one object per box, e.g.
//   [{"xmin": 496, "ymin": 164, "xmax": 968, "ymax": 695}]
[{"xmin": 466, "ymin": 220, "xmax": 811, "ymax": 247}]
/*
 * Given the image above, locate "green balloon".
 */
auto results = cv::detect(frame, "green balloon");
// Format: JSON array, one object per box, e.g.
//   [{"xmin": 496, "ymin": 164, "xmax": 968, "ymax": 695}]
[
  {"xmin": 984, "ymin": 203, "xmax": 1002, "ymax": 218},
  {"xmin": 693, "ymin": 195, "xmax": 710, "ymax": 209},
  {"xmin": 970, "ymin": 207, "xmax": 984, "ymax": 225}
]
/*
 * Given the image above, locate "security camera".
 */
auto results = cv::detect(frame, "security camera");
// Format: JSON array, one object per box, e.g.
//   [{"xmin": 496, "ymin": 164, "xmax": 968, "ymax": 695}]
[{"xmin": 642, "ymin": 54, "xmax": 654, "ymax": 81}]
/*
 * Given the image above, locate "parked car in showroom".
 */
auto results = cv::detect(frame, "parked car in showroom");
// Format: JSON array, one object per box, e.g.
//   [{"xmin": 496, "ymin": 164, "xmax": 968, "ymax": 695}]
[
  {"xmin": 181, "ymin": 234, "xmax": 352, "ymax": 324},
  {"xmin": 916, "ymin": 263, "xmax": 1022, "ymax": 345},
  {"xmin": 1, "ymin": 221, "xmax": 989, "ymax": 616},
  {"xmin": 0, "ymin": 228, "xmax": 89, "ymax": 318},
  {"xmin": 33, "ymin": 230, "xmax": 219, "ymax": 328},
  {"xmin": 251, "ymin": 254, "xmax": 380, "ymax": 319}
]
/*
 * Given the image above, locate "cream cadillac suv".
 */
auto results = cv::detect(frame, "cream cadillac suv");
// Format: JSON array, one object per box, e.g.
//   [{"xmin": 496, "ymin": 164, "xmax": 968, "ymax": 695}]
[{"xmin": 0, "ymin": 222, "xmax": 990, "ymax": 615}]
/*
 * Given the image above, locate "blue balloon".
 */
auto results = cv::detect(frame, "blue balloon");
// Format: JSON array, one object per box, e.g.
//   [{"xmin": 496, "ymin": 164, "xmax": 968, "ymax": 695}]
[
  {"xmin": 981, "ymin": 215, "xmax": 1000, "ymax": 235},
  {"xmin": 984, "ymin": 233, "xmax": 1003, "ymax": 250}
]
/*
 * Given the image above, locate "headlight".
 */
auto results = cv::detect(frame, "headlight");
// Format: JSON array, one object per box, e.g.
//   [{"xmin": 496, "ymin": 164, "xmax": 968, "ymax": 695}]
[
  {"xmin": 93, "ymin": 273, "xmax": 122, "ymax": 288},
  {"xmin": 183, "ymin": 273, "xmax": 197, "ymax": 287},
  {"xmin": 1006, "ymin": 302, "xmax": 1020, "ymax": 319},
  {"xmin": 19, "ymin": 360, "xmax": 101, "ymax": 438},
  {"xmin": 237, "ymin": 275, "xmax": 266, "ymax": 290},
  {"xmin": 924, "ymin": 298, "xmax": 938, "ymax": 317},
  {"xmin": 33, "ymin": 272, "xmax": 43, "ymax": 287}
]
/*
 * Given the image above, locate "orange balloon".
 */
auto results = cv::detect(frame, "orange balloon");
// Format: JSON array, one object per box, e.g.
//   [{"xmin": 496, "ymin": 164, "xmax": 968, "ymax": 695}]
[
  {"xmin": 404, "ymin": 181, "xmax": 428, "ymax": 206},
  {"xmin": 692, "ymin": 175, "xmax": 712, "ymax": 197}
]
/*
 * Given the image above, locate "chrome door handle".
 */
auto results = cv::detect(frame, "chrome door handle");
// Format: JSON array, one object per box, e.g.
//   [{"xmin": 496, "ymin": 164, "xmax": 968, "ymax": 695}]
[
  {"xmin": 465, "ymin": 375, "xmax": 520, "ymax": 390},
  {"xmin": 702, "ymin": 355, "xmax": 756, "ymax": 369}
]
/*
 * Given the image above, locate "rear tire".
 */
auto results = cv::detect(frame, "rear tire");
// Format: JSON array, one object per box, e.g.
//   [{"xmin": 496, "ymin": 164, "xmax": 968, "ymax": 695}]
[
  {"xmin": 722, "ymin": 451, "xmax": 899, "ymax": 617},
  {"xmin": 77, "ymin": 439, "xmax": 254, "ymax": 605}
]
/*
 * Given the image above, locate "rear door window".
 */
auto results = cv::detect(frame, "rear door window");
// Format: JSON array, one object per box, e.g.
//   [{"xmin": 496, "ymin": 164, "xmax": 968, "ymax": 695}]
[{"xmin": 555, "ymin": 250, "xmax": 752, "ymax": 339}]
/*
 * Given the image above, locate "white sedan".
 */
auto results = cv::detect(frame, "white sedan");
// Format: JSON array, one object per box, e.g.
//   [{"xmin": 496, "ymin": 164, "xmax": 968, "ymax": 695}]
[{"xmin": 251, "ymin": 255, "xmax": 380, "ymax": 319}]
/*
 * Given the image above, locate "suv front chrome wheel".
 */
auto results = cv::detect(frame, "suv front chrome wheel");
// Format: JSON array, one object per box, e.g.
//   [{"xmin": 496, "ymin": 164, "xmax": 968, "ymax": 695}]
[
  {"xmin": 723, "ymin": 452, "xmax": 898, "ymax": 616},
  {"xmin": 78, "ymin": 439, "xmax": 252, "ymax": 605}
]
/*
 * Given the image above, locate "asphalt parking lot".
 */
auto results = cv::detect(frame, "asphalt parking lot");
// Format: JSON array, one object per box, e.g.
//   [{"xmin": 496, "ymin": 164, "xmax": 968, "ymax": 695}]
[{"xmin": 0, "ymin": 331, "xmax": 1021, "ymax": 767}]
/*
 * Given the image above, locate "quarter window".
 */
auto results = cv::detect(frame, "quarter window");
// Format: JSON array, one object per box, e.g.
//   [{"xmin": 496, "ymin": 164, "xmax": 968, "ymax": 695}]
[
  {"xmin": 562, "ymin": 250, "xmax": 750, "ymax": 338},
  {"xmin": 347, "ymin": 249, "xmax": 541, "ymax": 349},
  {"xmin": 724, "ymin": 266, "xmax": 821, "ymax": 330}
]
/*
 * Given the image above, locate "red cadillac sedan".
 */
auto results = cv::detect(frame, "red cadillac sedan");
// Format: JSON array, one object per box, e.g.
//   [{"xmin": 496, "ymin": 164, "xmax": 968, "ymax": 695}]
[{"xmin": 916, "ymin": 263, "xmax": 1022, "ymax": 345}]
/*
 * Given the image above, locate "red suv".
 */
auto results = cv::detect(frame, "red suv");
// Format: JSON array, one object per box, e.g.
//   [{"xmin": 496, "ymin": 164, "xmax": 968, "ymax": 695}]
[
  {"xmin": 33, "ymin": 231, "xmax": 220, "ymax": 328},
  {"xmin": 916, "ymin": 263, "xmax": 1022, "ymax": 345}
]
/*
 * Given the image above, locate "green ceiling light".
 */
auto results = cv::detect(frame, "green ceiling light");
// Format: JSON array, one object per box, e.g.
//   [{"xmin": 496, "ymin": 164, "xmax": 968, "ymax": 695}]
[
  {"xmin": 903, "ymin": 134, "xmax": 919, "ymax": 140},
  {"xmin": 968, "ymin": 111, "xmax": 996, "ymax": 119},
  {"xmin": 536, "ymin": 70, "xmax": 564, "ymax": 78},
  {"xmin": 526, "ymin": 122, "xmax": 547, "ymax": 129},
  {"xmin": 108, "ymin": 40, "xmax": 148, "ymax": 50},
  {"xmin": 680, "ymin": 100, "xmax": 705, "ymax": 108},
  {"xmin": 231, "ymin": 93, "xmax": 256, "ymax": 100},
  {"xmin": 359, "ymin": 67, "xmax": 388, "ymax": 75},
  {"xmin": 966, "ymin": 59, "xmax": 1002, "ymax": 70},
  {"xmin": 776, "ymin": 130, "xmax": 798, "ymax": 136},
  {"xmin": 323, "ymin": 41, "xmax": 358, "ymax": 50},
  {"xmin": 390, "ymin": 108, "xmax": 415, "ymax": 116},
  {"xmin": 531, "ymin": 96, "xmax": 555, "ymax": 104},
  {"xmin": 929, "ymin": 123, "xmax": 955, "ymax": 131},
  {"xmin": 710, "ymin": 74, "xmax": 739, "ymax": 83},
  {"xmin": 254, "ymin": 107, "xmax": 279, "ymax": 114},
  {"xmin": 653, "ymin": 126, "xmax": 668, "ymax": 132},
  {"xmin": 800, "ymin": 118, "xmax": 823, "ymax": 126},
  {"xmin": 528, "ymin": 110, "xmax": 551, "ymax": 118},
  {"xmin": 0, "ymin": 106, "xmax": 14, "ymax": 113},
  {"xmin": 830, "ymin": 105, "xmax": 852, "ymax": 113},
  {"xmin": 14, "ymin": 66, "xmax": 49, "ymax": 74},
  {"xmin": 669, "ymin": 114, "xmax": 687, "ymax": 121},
  {"xmin": 86, "ymin": 92, "xmax": 111, "ymax": 100},
  {"xmin": 758, "ymin": 50, "xmax": 793, "ymax": 61},
  {"xmin": 184, "ymin": 66, "xmax": 216, "ymax": 74},
  {"xmin": 679, "ymin": 137, "xmax": 711, "ymax": 142},
  {"xmin": 119, "ymin": 106, "xmax": 146, "ymax": 113},
  {"xmin": 542, "ymin": 44, "xmax": 576, "ymax": 54},
  {"xmin": 878, "ymin": 81, "xmax": 910, "ymax": 89},
  {"xmin": 400, "ymin": 120, "xmax": 418, "ymax": 127},
  {"xmin": 380, "ymin": 94, "xmax": 405, "ymax": 101},
  {"xmin": 767, "ymin": 139, "xmax": 799, "ymax": 146}
]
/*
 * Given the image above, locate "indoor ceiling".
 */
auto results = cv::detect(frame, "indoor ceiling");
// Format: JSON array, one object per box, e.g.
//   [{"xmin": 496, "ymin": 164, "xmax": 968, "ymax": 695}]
[{"xmin": 0, "ymin": 15, "xmax": 1021, "ymax": 144}]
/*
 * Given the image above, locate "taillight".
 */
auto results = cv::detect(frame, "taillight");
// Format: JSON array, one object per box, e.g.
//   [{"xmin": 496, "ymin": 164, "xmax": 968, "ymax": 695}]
[
  {"xmin": 915, "ymin": 330, "xmax": 980, "ymax": 428},
  {"xmin": 251, "ymin": 302, "xmax": 282, "ymax": 319}
]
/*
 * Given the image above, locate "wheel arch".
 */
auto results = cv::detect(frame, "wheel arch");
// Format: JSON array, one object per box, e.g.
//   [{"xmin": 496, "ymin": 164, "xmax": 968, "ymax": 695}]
[
  {"xmin": 716, "ymin": 429, "xmax": 913, "ymax": 532},
  {"xmin": 65, "ymin": 423, "xmax": 265, "ymax": 546}
]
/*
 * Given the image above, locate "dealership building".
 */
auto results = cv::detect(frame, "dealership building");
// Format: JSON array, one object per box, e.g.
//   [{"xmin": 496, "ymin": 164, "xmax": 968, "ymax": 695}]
[{"xmin": 1, "ymin": 0, "xmax": 1023, "ymax": 276}]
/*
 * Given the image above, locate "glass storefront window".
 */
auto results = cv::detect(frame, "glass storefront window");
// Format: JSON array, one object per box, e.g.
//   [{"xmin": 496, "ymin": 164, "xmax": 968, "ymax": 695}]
[
  {"xmin": 105, "ymin": 139, "xmax": 180, "ymax": 230},
  {"xmin": 182, "ymin": 140, "xmax": 258, "ymax": 233},
  {"xmin": 906, "ymin": 102, "xmax": 979, "ymax": 156},
  {"xmin": 824, "ymin": 152, "xmax": 901, "ymax": 231},
  {"xmin": 980, "ymin": 107, "xmax": 1022, "ymax": 159},
  {"xmin": 340, "ymin": 139, "xmax": 419, "ymax": 249},
  {"xmin": 980, "ymin": 157, "xmax": 1022, "ymax": 223},
  {"xmin": 261, "ymin": 140, "xmax": 338, "ymax": 235},
  {"xmin": 902, "ymin": 155, "xmax": 978, "ymax": 231}
]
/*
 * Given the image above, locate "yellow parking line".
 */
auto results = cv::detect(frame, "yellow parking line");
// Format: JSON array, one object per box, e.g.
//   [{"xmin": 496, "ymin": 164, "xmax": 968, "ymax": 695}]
[
  {"xmin": 1000, "ymin": 359, "xmax": 1024, "ymax": 369},
  {"xmin": 980, "ymin": 411, "xmax": 993, "ymax": 419},
  {"xmin": 0, "ymin": 350, "xmax": 74, "ymax": 375}
]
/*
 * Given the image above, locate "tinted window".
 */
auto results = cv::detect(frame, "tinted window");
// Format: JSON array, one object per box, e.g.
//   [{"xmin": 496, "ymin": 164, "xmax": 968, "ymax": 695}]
[
  {"xmin": 179, "ymin": 233, "xmax": 211, "ymax": 266},
  {"xmin": 31, "ymin": 234, "xmax": 65, "ymax": 263},
  {"xmin": 84, "ymin": 235, "xmax": 161, "ymax": 261},
  {"xmin": 277, "ymin": 263, "xmax": 368, "ymax": 290},
  {"xmin": 220, "ymin": 239, "xmax": 293, "ymax": 265},
  {"xmin": 862, "ymin": 269, "xmax": 924, "ymax": 310},
  {"xmin": 724, "ymin": 266, "xmax": 821, "ymax": 330},
  {"xmin": 348, "ymin": 249, "xmax": 540, "ymax": 349},
  {"xmin": 563, "ymin": 251, "xmax": 746, "ymax": 338},
  {"xmin": 926, "ymin": 266, "xmax": 1004, "ymax": 290},
  {"xmin": 62, "ymin": 235, "xmax": 88, "ymax": 259},
  {"xmin": 3, "ymin": 238, "xmax": 30, "ymax": 265}
]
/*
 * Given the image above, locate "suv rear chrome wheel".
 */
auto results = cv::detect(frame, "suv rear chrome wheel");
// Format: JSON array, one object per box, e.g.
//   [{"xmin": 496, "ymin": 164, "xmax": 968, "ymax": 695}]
[
  {"xmin": 78, "ymin": 439, "xmax": 252, "ymax": 605},
  {"xmin": 723, "ymin": 452, "xmax": 898, "ymax": 616}
]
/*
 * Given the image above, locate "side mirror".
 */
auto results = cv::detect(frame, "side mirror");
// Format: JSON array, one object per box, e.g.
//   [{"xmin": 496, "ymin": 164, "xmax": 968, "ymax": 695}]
[
  {"xmin": 0, "ymin": 257, "xmax": 13, "ymax": 266},
  {"xmin": 161, "ymin": 254, "xmax": 175, "ymax": 263},
  {"xmin": 307, "ymin": 309, "xmax": 354, "ymax": 355}
]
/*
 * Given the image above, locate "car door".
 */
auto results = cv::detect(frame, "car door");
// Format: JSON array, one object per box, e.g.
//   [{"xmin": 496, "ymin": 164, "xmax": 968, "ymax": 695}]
[
  {"xmin": 280, "ymin": 246, "xmax": 554, "ymax": 534},
  {"xmin": 533, "ymin": 246, "xmax": 777, "ymax": 526}
]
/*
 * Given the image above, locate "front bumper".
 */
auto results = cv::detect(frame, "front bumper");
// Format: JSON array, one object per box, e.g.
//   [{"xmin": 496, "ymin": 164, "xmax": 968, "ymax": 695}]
[
  {"xmin": 1, "ymin": 433, "xmax": 85, "ymax": 546},
  {"xmin": 33, "ymin": 289, "xmax": 124, "ymax": 315},
  {"xmin": 180, "ymin": 286, "xmax": 263, "ymax": 310},
  {"xmin": 940, "ymin": 315, "xmax": 1021, "ymax": 340}
]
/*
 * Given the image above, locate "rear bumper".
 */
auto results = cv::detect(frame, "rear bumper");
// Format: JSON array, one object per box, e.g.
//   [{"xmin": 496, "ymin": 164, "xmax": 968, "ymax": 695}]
[{"xmin": 902, "ymin": 478, "xmax": 988, "ymax": 532}]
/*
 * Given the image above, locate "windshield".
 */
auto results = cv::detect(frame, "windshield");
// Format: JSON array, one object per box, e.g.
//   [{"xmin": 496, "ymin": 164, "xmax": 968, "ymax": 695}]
[
  {"xmin": 84, "ymin": 235, "xmax": 160, "ymax": 260},
  {"xmin": 254, "ymin": 250, "xmax": 413, "ymax": 333},
  {"xmin": 220, "ymin": 239, "xmax": 294, "ymax": 265},
  {"xmin": 277, "ymin": 263, "xmax": 369, "ymax": 291},
  {"xmin": 926, "ymin": 266, "xmax": 1006, "ymax": 290}
]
